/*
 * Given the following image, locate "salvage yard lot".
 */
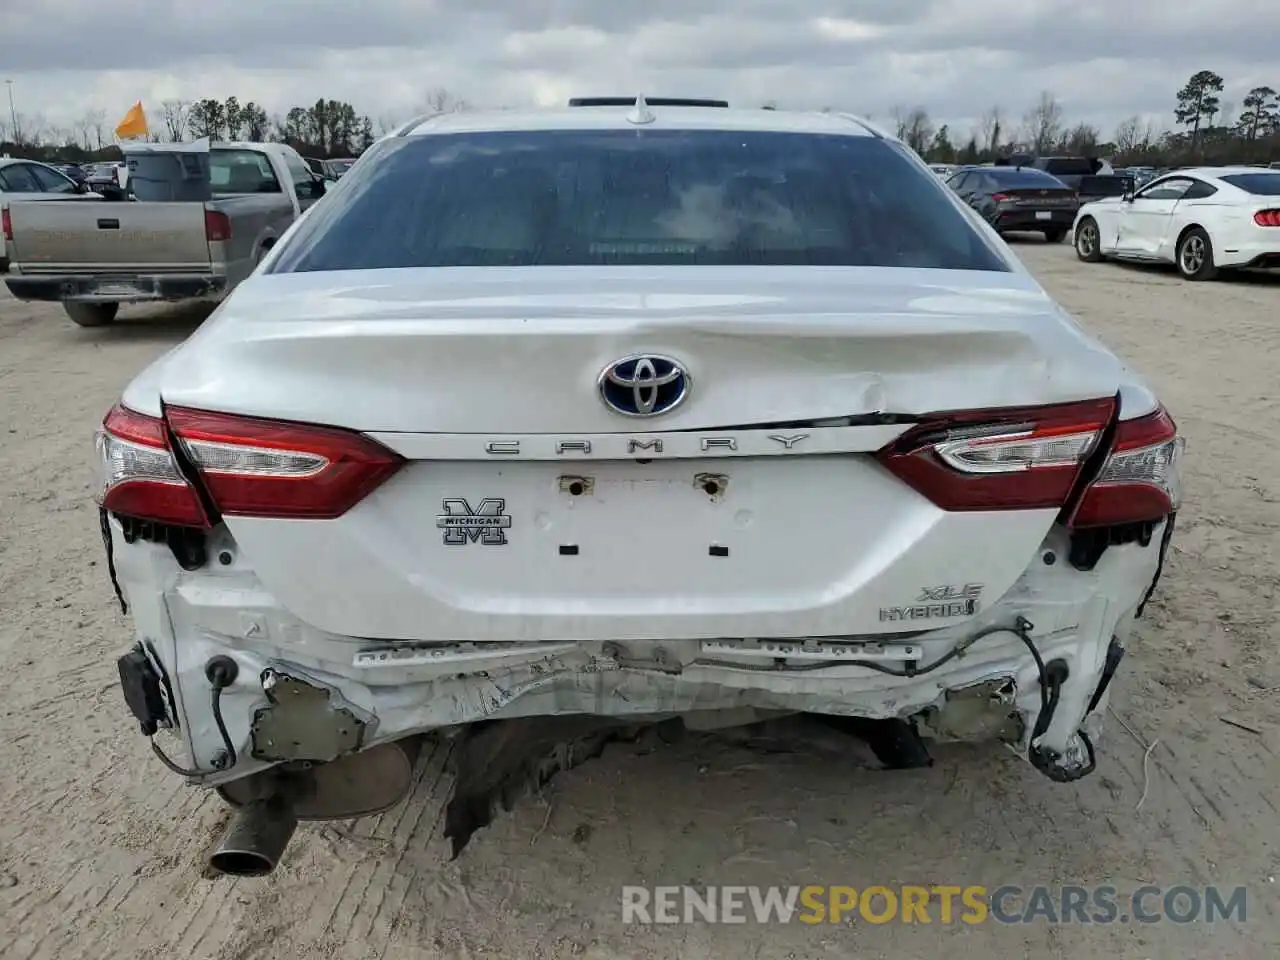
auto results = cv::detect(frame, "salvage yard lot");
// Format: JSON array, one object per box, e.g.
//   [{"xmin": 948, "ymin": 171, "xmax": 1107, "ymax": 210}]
[{"xmin": 0, "ymin": 242, "xmax": 1277, "ymax": 960}]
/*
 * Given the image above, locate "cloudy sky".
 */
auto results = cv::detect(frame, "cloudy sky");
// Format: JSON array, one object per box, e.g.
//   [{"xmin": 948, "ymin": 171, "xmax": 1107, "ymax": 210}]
[{"xmin": 2, "ymin": 0, "xmax": 1278, "ymax": 142}]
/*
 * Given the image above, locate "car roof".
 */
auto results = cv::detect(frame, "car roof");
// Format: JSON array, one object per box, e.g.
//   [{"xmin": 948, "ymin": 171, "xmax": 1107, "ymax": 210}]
[{"xmin": 397, "ymin": 104, "xmax": 883, "ymax": 139}]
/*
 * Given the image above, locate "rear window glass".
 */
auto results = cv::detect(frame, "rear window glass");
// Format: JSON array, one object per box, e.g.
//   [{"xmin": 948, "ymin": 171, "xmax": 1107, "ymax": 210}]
[
  {"xmin": 209, "ymin": 150, "xmax": 280, "ymax": 194},
  {"xmin": 1038, "ymin": 158, "xmax": 1095, "ymax": 176},
  {"xmin": 1078, "ymin": 175, "xmax": 1132, "ymax": 196},
  {"xmin": 271, "ymin": 129, "xmax": 1009, "ymax": 273},
  {"xmin": 987, "ymin": 168, "xmax": 1066, "ymax": 188},
  {"xmin": 1220, "ymin": 173, "xmax": 1280, "ymax": 196}
]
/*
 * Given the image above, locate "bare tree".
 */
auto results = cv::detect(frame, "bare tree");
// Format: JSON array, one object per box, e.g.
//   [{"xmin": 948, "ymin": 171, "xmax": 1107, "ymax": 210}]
[
  {"xmin": 893, "ymin": 106, "xmax": 934, "ymax": 154},
  {"xmin": 978, "ymin": 105, "xmax": 1004, "ymax": 153},
  {"xmin": 1113, "ymin": 115, "xmax": 1142, "ymax": 155},
  {"xmin": 418, "ymin": 87, "xmax": 469, "ymax": 116},
  {"xmin": 1064, "ymin": 122, "xmax": 1099, "ymax": 156},
  {"xmin": 9, "ymin": 111, "xmax": 46, "ymax": 146},
  {"xmin": 1023, "ymin": 91, "xmax": 1064, "ymax": 154},
  {"xmin": 160, "ymin": 99, "xmax": 190, "ymax": 142},
  {"xmin": 374, "ymin": 114, "xmax": 398, "ymax": 136},
  {"xmin": 86, "ymin": 108, "xmax": 107, "ymax": 149}
]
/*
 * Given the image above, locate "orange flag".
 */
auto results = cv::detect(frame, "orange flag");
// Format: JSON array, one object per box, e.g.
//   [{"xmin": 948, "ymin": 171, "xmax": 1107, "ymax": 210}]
[{"xmin": 115, "ymin": 101, "xmax": 148, "ymax": 139}]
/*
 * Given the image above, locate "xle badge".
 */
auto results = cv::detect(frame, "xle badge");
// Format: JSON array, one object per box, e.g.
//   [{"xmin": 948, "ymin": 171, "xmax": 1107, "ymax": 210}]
[{"xmin": 437, "ymin": 498, "xmax": 512, "ymax": 545}]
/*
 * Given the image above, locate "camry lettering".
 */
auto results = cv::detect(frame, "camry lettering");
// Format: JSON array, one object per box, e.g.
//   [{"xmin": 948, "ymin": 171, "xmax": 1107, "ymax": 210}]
[
  {"xmin": 555, "ymin": 440, "xmax": 592, "ymax": 454},
  {"xmin": 768, "ymin": 434, "xmax": 809, "ymax": 449},
  {"xmin": 701, "ymin": 438, "xmax": 738, "ymax": 451},
  {"xmin": 627, "ymin": 438, "xmax": 664, "ymax": 454}
]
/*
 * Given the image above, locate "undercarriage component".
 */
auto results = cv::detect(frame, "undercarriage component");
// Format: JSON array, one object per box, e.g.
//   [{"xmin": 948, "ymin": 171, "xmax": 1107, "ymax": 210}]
[
  {"xmin": 444, "ymin": 716, "xmax": 640, "ymax": 859},
  {"xmin": 218, "ymin": 739, "xmax": 420, "ymax": 820},
  {"xmin": 817, "ymin": 716, "xmax": 933, "ymax": 769},
  {"xmin": 917, "ymin": 676, "xmax": 1023, "ymax": 744},
  {"xmin": 249, "ymin": 669, "xmax": 370, "ymax": 763}
]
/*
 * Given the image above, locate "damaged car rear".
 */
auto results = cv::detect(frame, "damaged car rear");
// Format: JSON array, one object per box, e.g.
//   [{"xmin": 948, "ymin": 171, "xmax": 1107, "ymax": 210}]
[{"xmin": 97, "ymin": 102, "xmax": 1183, "ymax": 877}]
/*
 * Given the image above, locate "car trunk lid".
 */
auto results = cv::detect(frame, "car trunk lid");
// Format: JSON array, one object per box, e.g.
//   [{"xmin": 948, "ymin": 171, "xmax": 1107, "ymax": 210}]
[{"xmin": 156, "ymin": 266, "xmax": 1126, "ymax": 642}]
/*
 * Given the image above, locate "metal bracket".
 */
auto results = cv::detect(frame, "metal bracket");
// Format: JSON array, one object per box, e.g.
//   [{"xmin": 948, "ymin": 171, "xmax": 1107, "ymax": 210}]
[{"xmin": 249, "ymin": 669, "xmax": 367, "ymax": 763}]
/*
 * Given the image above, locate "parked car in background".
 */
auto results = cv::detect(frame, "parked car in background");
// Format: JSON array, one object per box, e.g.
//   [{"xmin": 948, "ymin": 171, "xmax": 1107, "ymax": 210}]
[
  {"xmin": 1076, "ymin": 173, "xmax": 1135, "ymax": 204},
  {"xmin": 928, "ymin": 162, "xmax": 957, "ymax": 178},
  {"xmin": 53, "ymin": 162, "xmax": 89, "ymax": 185},
  {"xmin": 94, "ymin": 101, "xmax": 1181, "ymax": 877},
  {"xmin": 1074, "ymin": 166, "xmax": 1280, "ymax": 279},
  {"xmin": 1, "ymin": 158, "xmax": 99, "ymax": 272},
  {"xmin": 946, "ymin": 164, "xmax": 1078, "ymax": 241},
  {"xmin": 83, "ymin": 161, "xmax": 129, "ymax": 192},
  {"xmin": 304, "ymin": 157, "xmax": 356, "ymax": 179},
  {"xmin": 4, "ymin": 139, "xmax": 328, "ymax": 325},
  {"xmin": 322, "ymin": 157, "xmax": 356, "ymax": 178}
]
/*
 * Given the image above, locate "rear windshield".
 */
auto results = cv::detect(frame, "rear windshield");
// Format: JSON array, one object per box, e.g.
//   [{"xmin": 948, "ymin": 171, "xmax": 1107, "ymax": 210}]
[
  {"xmin": 1220, "ymin": 173, "xmax": 1280, "ymax": 196},
  {"xmin": 271, "ymin": 129, "xmax": 1009, "ymax": 273},
  {"xmin": 987, "ymin": 167, "xmax": 1066, "ymax": 188},
  {"xmin": 1079, "ymin": 175, "xmax": 1132, "ymax": 196},
  {"xmin": 1038, "ymin": 158, "xmax": 1095, "ymax": 176},
  {"xmin": 209, "ymin": 149, "xmax": 281, "ymax": 195}
]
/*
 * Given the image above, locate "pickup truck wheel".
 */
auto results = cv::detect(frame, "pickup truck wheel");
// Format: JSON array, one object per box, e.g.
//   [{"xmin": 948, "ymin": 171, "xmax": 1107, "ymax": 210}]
[{"xmin": 64, "ymin": 302, "xmax": 120, "ymax": 327}]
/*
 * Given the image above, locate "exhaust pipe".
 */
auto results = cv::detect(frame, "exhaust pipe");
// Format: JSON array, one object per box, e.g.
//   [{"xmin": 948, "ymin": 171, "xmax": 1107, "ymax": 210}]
[{"xmin": 209, "ymin": 794, "xmax": 298, "ymax": 877}]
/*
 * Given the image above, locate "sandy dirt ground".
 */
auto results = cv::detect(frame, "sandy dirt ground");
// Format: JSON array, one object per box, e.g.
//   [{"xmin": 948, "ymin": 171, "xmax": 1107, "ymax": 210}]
[{"xmin": 0, "ymin": 241, "xmax": 1277, "ymax": 960}]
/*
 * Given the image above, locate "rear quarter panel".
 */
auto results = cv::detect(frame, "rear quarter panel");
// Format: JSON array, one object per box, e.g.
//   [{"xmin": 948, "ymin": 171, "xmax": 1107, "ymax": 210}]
[{"xmin": 208, "ymin": 194, "xmax": 297, "ymax": 289}]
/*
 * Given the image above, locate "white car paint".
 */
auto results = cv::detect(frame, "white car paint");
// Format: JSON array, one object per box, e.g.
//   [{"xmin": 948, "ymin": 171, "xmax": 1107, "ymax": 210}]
[
  {"xmin": 95, "ymin": 105, "xmax": 1184, "ymax": 841},
  {"xmin": 1072, "ymin": 166, "xmax": 1280, "ymax": 274}
]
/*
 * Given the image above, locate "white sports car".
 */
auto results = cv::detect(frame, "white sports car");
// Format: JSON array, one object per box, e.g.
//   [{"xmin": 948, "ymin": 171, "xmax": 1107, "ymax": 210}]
[
  {"xmin": 1072, "ymin": 166, "xmax": 1280, "ymax": 279},
  {"xmin": 96, "ymin": 100, "xmax": 1183, "ymax": 876}
]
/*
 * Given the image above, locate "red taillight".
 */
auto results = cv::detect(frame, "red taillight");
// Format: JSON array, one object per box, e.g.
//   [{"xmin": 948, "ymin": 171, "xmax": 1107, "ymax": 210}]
[
  {"xmin": 204, "ymin": 210, "xmax": 232, "ymax": 242},
  {"xmin": 2, "ymin": 206, "xmax": 12, "ymax": 242},
  {"xmin": 1254, "ymin": 209, "xmax": 1280, "ymax": 227},
  {"xmin": 95, "ymin": 405, "xmax": 210, "ymax": 528},
  {"xmin": 164, "ymin": 406, "xmax": 404, "ymax": 520},
  {"xmin": 991, "ymin": 193, "xmax": 1012, "ymax": 203},
  {"xmin": 876, "ymin": 398, "xmax": 1116, "ymax": 511},
  {"xmin": 1069, "ymin": 407, "xmax": 1183, "ymax": 528}
]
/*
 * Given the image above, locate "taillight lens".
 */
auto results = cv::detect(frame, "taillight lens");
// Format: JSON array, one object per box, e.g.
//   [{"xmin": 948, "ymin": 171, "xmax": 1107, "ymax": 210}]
[
  {"xmin": 95, "ymin": 405, "xmax": 210, "ymax": 527},
  {"xmin": 1254, "ymin": 209, "xmax": 1280, "ymax": 227},
  {"xmin": 991, "ymin": 193, "xmax": 1012, "ymax": 203},
  {"xmin": 876, "ymin": 397, "xmax": 1115, "ymax": 511},
  {"xmin": 1069, "ymin": 407, "xmax": 1183, "ymax": 528},
  {"xmin": 205, "ymin": 210, "xmax": 232, "ymax": 242},
  {"xmin": 2, "ymin": 206, "xmax": 12, "ymax": 241},
  {"xmin": 165, "ymin": 406, "xmax": 403, "ymax": 519}
]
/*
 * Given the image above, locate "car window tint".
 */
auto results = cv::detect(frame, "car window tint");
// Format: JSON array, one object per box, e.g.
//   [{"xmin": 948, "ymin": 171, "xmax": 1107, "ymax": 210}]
[
  {"xmin": 0, "ymin": 164, "xmax": 41, "ymax": 192},
  {"xmin": 988, "ymin": 168, "xmax": 1067, "ymax": 188},
  {"xmin": 1138, "ymin": 177, "xmax": 1194, "ymax": 201},
  {"xmin": 272, "ymin": 130, "xmax": 1010, "ymax": 273},
  {"xmin": 209, "ymin": 150, "xmax": 282, "ymax": 194},
  {"xmin": 1219, "ymin": 173, "xmax": 1280, "ymax": 196},
  {"xmin": 29, "ymin": 164, "xmax": 77, "ymax": 193},
  {"xmin": 1181, "ymin": 180, "xmax": 1217, "ymax": 200}
]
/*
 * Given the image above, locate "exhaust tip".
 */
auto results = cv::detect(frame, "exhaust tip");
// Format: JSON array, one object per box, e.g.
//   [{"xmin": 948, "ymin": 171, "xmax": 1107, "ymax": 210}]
[
  {"xmin": 208, "ymin": 848, "xmax": 278, "ymax": 878},
  {"xmin": 209, "ymin": 796, "xmax": 298, "ymax": 878}
]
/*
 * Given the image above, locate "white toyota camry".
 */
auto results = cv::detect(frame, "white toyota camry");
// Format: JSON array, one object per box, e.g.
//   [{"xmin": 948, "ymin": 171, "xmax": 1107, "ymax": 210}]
[
  {"xmin": 97, "ymin": 98, "xmax": 1184, "ymax": 876},
  {"xmin": 1072, "ymin": 166, "xmax": 1280, "ymax": 279}
]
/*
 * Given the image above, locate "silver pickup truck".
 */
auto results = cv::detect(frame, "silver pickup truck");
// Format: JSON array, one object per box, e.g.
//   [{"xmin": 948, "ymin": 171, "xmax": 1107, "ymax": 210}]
[{"xmin": 2, "ymin": 139, "xmax": 328, "ymax": 326}]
